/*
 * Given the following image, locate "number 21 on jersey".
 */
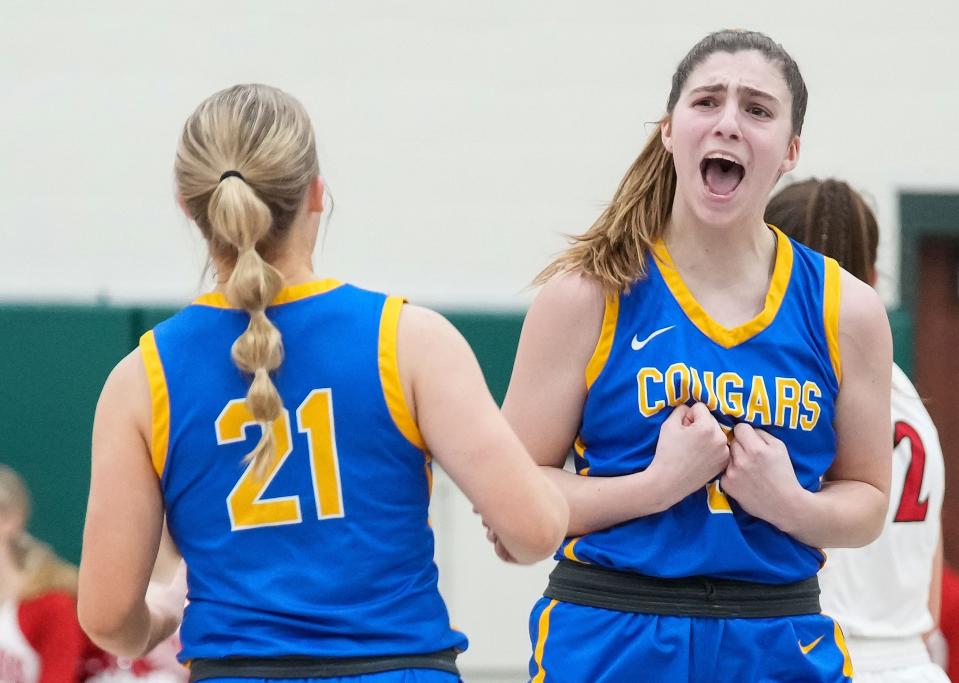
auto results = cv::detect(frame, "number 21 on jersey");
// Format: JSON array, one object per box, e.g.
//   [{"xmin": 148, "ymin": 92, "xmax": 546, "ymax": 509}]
[{"xmin": 215, "ymin": 389, "xmax": 344, "ymax": 531}]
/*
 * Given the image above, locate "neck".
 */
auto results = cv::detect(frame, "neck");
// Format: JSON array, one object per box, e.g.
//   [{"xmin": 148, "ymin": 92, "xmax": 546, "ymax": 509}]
[
  {"xmin": 212, "ymin": 212, "xmax": 322, "ymax": 292},
  {"xmin": 213, "ymin": 253, "xmax": 318, "ymax": 293},
  {"xmin": 665, "ymin": 201, "xmax": 775, "ymax": 282}
]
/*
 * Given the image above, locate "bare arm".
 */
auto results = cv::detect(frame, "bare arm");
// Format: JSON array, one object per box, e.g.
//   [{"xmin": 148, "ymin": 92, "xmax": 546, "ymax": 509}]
[
  {"xmin": 501, "ymin": 273, "xmax": 729, "ymax": 537},
  {"xmin": 502, "ymin": 273, "xmax": 658, "ymax": 537},
  {"xmin": 723, "ymin": 271, "xmax": 892, "ymax": 547},
  {"xmin": 77, "ymin": 351, "xmax": 181, "ymax": 657},
  {"xmin": 399, "ymin": 305, "xmax": 568, "ymax": 564}
]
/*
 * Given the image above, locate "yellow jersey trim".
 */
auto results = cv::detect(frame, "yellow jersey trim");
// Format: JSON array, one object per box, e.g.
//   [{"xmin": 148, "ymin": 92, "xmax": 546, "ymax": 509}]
[
  {"xmin": 652, "ymin": 226, "xmax": 793, "ymax": 349},
  {"xmin": 585, "ymin": 293, "xmax": 620, "ymax": 389},
  {"xmin": 378, "ymin": 296, "xmax": 427, "ymax": 450},
  {"xmin": 562, "ymin": 537, "xmax": 581, "ymax": 561},
  {"xmin": 531, "ymin": 599, "xmax": 558, "ymax": 683},
  {"xmin": 139, "ymin": 330, "xmax": 170, "ymax": 479},
  {"xmin": 573, "ymin": 436, "xmax": 590, "ymax": 476},
  {"xmin": 823, "ymin": 257, "xmax": 843, "ymax": 385},
  {"xmin": 833, "ymin": 620, "xmax": 854, "ymax": 677},
  {"xmin": 192, "ymin": 278, "xmax": 343, "ymax": 309},
  {"xmin": 424, "ymin": 453, "xmax": 434, "ymax": 498}
]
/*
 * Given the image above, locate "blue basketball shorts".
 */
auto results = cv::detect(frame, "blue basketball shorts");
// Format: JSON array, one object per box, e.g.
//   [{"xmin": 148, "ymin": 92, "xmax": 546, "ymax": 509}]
[
  {"xmin": 202, "ymin": 670, "xmax": 460, "ymax": 683},
  {"xmin": 528, "ymin": 597, "xmax": 853, "ymax": 682}
]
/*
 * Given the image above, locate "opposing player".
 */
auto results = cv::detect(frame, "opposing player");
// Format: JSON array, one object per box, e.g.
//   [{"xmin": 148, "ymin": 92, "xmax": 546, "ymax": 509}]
[
  {"xmin": 77, "ymin": 84, "xmax": 568, "ymax": 681},
  {"xmin": 766, "ymin": 178, "xmax": 948, "ymax": 682},
  {"xmin": 0, "ymin": 465, "xmax": 88, "ymax": 682},
  {"xmin": 501, "ymin": 30, "xmax": 892, "ymax": 681}
]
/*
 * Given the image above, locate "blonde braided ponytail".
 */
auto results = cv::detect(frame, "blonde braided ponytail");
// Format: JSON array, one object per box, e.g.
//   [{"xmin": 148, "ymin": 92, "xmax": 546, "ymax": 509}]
[{"xmin": 175, "ymin": 85, "xmax": 319, "ymax": 473}]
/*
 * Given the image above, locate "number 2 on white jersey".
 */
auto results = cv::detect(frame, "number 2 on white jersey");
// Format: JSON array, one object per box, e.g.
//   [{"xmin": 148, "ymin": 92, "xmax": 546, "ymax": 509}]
[
  {"xmin": 216, "ymin": 389, "xmax": 344, "ymax": 531},
  {"xmin": 892, "ymin": 420, "xmax": 929, "ymax": 523}
]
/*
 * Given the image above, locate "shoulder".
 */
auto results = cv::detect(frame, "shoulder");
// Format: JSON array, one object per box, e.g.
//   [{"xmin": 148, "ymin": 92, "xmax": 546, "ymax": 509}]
[
  {"xmin": 530, "ymin": 269, "xmax": 608, "ymax": 335},
  {"xmin": 516, "ymin": 271, "xmax": 610, "ymax": 378},
  {"xmin": 96, "ymin": 348, "xmax": 151, "ymax": 437},
  {"xmin": 101, "ymin": 348, "xmax": 148, "ymax": 404},
  {"xmin": 837, "ymin": 268, "xmax": 889, "ymax": 343},
  {"xmin": 532, "ymin": 270, "xmax": 607, "ymax": 321},
  {"xmin": 397, "ymin": 304, "xmax": 465, "ymax": 349},
  {"xmin": 395, "ymin": 305, "xmax": 477, "ymax": 389},
  {"xmin": 834, "ymin": 268, "xmax": 892, "ymax": 390}
]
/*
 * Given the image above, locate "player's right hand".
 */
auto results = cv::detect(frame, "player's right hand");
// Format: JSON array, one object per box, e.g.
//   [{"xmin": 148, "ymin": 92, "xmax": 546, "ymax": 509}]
[{"xmin": 646, "ymin": 403, "xmax": 730, "ymax": 506}]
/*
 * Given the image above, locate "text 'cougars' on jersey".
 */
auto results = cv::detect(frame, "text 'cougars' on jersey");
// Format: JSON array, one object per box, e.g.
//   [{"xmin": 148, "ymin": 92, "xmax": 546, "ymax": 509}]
[{"xmin": 636, "ymin": 363, "xmax": 822, "ymax": 430}]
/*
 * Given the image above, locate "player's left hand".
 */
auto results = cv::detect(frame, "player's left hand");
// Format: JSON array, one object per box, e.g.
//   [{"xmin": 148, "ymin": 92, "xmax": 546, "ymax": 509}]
[
  {"xmin": 475, "ymin": 506, "xmax": 519, "ymax": 563},
  {"xmin": 483, "ymin": 520, "xmax": 518, "ymax": 563},
  {"xmin": 720, "ymin": 423, "xmax": 804, "ymax": 529},
  {"xmin": 145, "ymin": 561, "xmax": 188, "ymax": 627}
]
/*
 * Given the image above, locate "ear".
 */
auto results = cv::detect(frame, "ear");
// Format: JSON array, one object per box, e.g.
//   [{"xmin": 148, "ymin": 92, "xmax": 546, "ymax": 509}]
[
  {"xmin": 660, "ymin": 117, "xmax": 673, "ymax": 154},
  {"xmin": 175, "ymin": 194, "xmax": 192, "ymax": 221},
  {"xmin": 779, "ymin": 135, "xmax": 800, "ymax": 174},
  {"xmin": 307, "ymin": 176, "xmax": 325, "ymax": 213}
]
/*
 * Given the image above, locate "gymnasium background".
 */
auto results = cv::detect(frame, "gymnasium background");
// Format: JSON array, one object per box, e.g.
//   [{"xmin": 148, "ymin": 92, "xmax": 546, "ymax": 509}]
[{"xmin": 1, "ymin": 2, "xmax": 957, "ymax": 680}]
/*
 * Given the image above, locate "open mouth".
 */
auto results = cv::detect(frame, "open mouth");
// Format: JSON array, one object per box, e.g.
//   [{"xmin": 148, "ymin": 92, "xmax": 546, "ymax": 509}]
[{"xmin": 700, "ymin": 156, "xmax": 745, "ymax": 196}]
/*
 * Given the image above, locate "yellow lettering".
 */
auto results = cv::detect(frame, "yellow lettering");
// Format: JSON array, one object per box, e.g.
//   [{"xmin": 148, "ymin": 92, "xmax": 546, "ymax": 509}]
[
  {"xmin": 800, "ymin": 381, "xmax": 822, "ymax": 431},
  {"xmin": 775, "ymin": 377, "xmax": 802, "ymax": 429},
  {"xmin": 717, "ymin": 372, "xmax": 745, "ymax": 418},
  {"xmin": 218, "ymin": 401, "xmax": 300, "ymax": 530},
  {"xmin": 706, "ymin": 479, "xmax": 732, "ymax": 514},
  {"xmin": 702, "ymin": 371, "xmax": 719, "ymax": 411},
  {"xmin": 297, "ymin": 389, "xmax": 344, "ymax": 518},
  {"xmin": 744, "ymin": 375, "xmax": 772, "ymax": 425},
  {"xmin": 637, "ymin": 367, "xmax": 665, "ymax": 417},
  {"xmin": 664, "ymin": 363, "xmax": 691, "ymax": 406},
  {"xmin": 689, "ymin": 367, "xmax": 704, "ymax": 403}
]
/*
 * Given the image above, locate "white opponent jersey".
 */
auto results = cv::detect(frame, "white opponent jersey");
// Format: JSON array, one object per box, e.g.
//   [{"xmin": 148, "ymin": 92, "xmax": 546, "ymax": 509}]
[
  {"xmin": 820, "ymin": 364, "xmax": 945, "ymax": 638},
  {"xmin": 0, "ymin": 600, "xmax": 40, "ymax": 683}
]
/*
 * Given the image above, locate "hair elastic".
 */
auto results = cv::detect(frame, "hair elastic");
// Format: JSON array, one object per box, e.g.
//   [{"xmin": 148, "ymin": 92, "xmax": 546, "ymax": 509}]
[{"xmin": 219, "ymin": 170, "xmax": 245, "ymax": 183}]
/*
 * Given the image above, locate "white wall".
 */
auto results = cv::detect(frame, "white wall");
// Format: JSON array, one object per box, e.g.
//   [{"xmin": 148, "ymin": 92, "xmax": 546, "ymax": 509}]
[
  {"xmin": 3, "ymin": 2, "xmax": 957, "ymax": 678},
  {"xmin": 430, "ymin": 468, "xmax": 553, "ymax": 679},
  {"xmin": 2, "ymin": 0, "xmax": 957, "ymax": 309}
]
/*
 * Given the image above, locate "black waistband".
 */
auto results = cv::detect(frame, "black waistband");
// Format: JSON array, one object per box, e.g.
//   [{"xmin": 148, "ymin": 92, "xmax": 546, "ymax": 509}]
[
  {"xmin": 544, "ymin": 560, "xmax": 821, "ymax": 618},
  {"xmin": 188, "ymin": 649, "xmax": 459, "ymax": 681}
]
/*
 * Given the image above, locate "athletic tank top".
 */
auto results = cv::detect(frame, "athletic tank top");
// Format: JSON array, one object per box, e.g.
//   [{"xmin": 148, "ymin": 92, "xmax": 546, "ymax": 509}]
[
  {"xmin": 140, "ymin": 280, "xmax": 467, "ymax": 662},
  {"xmin": 558, "ymin": 227, "xmax": 842, "ymax": 583}
]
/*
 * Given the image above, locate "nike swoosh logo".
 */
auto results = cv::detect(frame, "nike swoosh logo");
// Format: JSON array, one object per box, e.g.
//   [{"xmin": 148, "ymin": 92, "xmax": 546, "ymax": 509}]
[
  {"xmin": 798, "ymin": 635, "xmax": 824, "ymax": 655},
  {"xmin": 631, "ymin": 326, "xmax": 675, "ymax": 351}
]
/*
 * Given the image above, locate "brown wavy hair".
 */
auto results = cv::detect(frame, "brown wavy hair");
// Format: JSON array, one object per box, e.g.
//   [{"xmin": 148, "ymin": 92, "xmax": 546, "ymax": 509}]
[{"xmin": 537, "ymin": 29, "xmax": 807, "ymax": 291}]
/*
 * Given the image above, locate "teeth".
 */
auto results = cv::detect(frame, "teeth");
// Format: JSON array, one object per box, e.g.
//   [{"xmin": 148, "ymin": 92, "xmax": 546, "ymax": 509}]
[{"xmin": 704, "ymin": 154, "xmax": 740, "ymax": 165}]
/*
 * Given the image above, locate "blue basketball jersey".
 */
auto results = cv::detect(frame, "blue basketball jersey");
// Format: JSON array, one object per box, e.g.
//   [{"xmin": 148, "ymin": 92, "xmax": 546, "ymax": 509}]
[
  {"xmin": 558, "ymin": 227, "xmax": 843, "ymax": 583},
  {"xmin": 139, "ymin": 280, "xmax": 468, "ymax": 662}
]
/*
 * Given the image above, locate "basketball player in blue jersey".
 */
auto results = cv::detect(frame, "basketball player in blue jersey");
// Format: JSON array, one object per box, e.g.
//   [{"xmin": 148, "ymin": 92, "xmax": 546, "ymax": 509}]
[
  {"xmin": 500, "ymin": 31, "xmax": 893, "ymax": 682},
  {"xmin": 77, "ymin": 84, "xmax": 568, "ymax": 682},
  {"xmin": 767, "ymin": 179, "xmax": 949, "ymax": 682}
]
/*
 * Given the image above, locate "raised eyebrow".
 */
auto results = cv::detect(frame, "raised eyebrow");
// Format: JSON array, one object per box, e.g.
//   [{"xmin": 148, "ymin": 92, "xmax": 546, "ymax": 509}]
[
  {"xmin": 739, "ymin": 86, "xmax": 780, "ymax": 104},
  {"xmin": 687, "ymin": 84, "xmax": 780, "ymax": 105},
  {"xmin": 688, "ymin": 84, "xmax": 727, "ymax": 97}
]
